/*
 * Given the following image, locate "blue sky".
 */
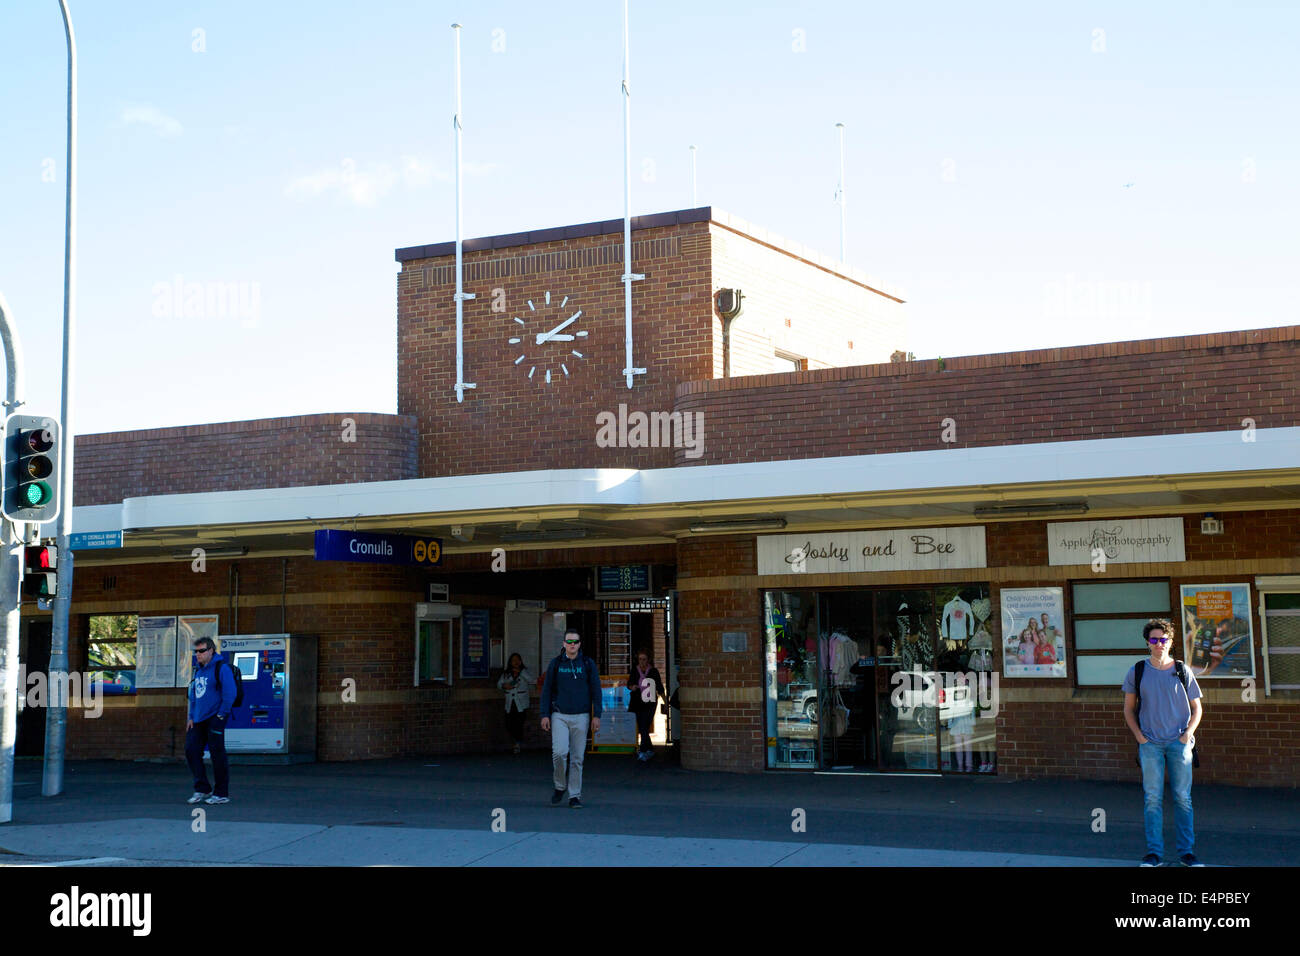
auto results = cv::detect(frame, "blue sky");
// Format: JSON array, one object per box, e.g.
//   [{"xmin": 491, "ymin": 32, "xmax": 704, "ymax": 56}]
[{"xmin": 2, "ymin": 1, "xmax": 1297, "ymax": 435}]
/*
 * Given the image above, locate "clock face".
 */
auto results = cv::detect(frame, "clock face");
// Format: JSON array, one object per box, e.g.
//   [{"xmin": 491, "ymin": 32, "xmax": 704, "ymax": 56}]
[{"xmin": 506, "ymin": 290, "xmax": 589, "ymax": 384}]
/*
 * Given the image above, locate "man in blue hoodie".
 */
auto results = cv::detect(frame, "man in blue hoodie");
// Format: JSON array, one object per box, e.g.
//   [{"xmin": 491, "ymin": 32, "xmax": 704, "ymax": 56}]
[
  {"xmin": 540, "ymin": 630, "xmax": 602, "ymax": 808},
  {"xmin": 185, "ymin": 637, "xmax": 237, "ymax": 805}
]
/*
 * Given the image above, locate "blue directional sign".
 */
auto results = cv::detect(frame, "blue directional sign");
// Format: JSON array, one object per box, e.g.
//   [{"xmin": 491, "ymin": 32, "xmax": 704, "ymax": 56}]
[
  {"xmin": 313, "ymin": 529, "xmax": 442, "ymax": 567},
  {"xmin": 69, "ymin": 530, "xmax": 123, "ymax": 550}
]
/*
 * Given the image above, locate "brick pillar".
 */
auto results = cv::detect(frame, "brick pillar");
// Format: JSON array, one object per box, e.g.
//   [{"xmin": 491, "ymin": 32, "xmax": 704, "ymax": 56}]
[{"xmin": 676, "ymin": 535, "xmax": 764, "ymax": 772}]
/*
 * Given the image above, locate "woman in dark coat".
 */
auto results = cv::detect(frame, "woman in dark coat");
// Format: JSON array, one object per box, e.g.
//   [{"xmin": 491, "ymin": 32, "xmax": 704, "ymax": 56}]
[{"xmin": 626, "ymin": 649, "xmax": 666, "ymax": 761}]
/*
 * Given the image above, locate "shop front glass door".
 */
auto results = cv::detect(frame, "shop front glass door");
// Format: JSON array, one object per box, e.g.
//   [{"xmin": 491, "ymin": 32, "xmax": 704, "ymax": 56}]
[
  {"xmin": 875, "ymin": 589, "xmax": 938, "ymax": 770},
  {"xmin": 764, "ymin": 590, "xmax": 820, "ymax": 769}
]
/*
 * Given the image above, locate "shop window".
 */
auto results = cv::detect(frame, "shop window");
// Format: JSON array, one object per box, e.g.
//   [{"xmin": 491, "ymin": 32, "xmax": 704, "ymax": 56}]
[
  {"xmin": 1261, "ymin": 592, "xmax": 1300, "ymax": 692},
  {"xmin": 87, "ymin": 614, "xmax": 138, "ymax": 695},
  {"xmin": 1071, "ymin": 580, "xmax": 1170, "ymax": 686}
]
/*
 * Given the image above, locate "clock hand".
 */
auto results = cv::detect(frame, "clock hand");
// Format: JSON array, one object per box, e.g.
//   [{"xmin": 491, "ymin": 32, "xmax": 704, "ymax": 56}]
[{"xmin": 536, "ymin": 311, "xmax": 581, "ymax": 345}]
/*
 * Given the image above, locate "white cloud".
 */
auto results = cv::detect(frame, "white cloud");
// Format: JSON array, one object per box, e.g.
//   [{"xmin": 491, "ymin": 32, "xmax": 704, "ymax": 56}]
[
  {"xmin": 120, "ymin": 104, "xmax": 183, "ymax": 138},
  {"xmin": 285, "ymin": 155, "xmax": 463, "ymax": 206}
]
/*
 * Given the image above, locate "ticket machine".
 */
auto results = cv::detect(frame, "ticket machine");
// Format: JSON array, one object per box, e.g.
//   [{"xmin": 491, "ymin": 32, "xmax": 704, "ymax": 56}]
[{"xmin": 216, "ymin": 634, "xmax": 317, "ymax": 762}]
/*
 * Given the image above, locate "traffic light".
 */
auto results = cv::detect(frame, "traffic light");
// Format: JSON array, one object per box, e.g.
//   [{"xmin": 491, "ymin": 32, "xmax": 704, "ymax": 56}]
[
  {"xmin": 22, "ymin": 544, "xmax": 57, "ymax": 600},
  {"xmin": 2, "ymin": 414, "xmax": 60, "ymax": 524}
]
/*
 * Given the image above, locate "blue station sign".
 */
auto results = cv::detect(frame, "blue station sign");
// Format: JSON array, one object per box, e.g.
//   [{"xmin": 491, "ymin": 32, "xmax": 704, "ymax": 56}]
[
  {"xmin": 313, "ymin": 529, "xmax": 443, "ymax": 567},
  {"xmin": 70, "ymin": 530, "xmax": 124, "ymax": 550}
]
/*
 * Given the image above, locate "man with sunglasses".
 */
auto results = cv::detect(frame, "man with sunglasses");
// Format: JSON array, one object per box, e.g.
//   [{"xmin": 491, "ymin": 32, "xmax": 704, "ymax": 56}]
[
  {"xmin": 1123, "ymin": 618, "xmax": 1204, "ymax": 867},
  {"xmin": 540, "ymin": 630, "xmax": 602, "ymax": 808},
  {"xmin": 185, "ymin": 638, "xmax": 237, "ymax": 805}
]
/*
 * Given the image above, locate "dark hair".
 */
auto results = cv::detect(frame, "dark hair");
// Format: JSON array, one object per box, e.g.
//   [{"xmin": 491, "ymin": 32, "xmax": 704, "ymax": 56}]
[
  {"xmin": 564, "ymin": 630, "xmax": 581, "ymax": 642},
  {"xmin": 506, "ymin": 653, "xmax": 523, "ymax": 671},
  {"xmin": 194, "ymin": 638, "xmax": 215, "ymax": 652},
  {"xmin": 1142, "ymin": 619, "xmax": 1174, "ymax": 641},
  {"xmin": 635, "ymin": 648, "xmax": 653, "ymax": 667}
]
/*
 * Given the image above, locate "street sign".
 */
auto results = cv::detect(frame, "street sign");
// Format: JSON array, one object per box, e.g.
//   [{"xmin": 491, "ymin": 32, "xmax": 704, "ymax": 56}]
[
  {"xmin": 69, "ymin": 531, "xmax": 123, "ymax": 550},
  {"xmin": 313, "ymin": 529, "xmax": 442, "ymax": 567}
]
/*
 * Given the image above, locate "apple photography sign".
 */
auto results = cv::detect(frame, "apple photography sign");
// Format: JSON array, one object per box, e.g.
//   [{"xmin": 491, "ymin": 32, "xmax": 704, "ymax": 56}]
[
  {"xmin": 758, "ymin": 527, "xmax": 987, "ymax": 576},
  {"xmin": 1047, "ymin": 517, "xmax": 1186, "ymax": 566}
]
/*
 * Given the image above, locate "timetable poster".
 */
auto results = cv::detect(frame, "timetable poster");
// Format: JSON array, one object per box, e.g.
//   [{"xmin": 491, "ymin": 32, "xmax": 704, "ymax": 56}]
[{"xmin": 136, "ymin": 616, "xmax": 177, "ymax": 689}]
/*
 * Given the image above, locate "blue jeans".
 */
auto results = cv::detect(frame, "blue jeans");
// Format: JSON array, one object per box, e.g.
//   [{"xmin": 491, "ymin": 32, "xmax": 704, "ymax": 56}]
[{"xmin": 1139, "ymin": 739, "xmax": 1194, "ymax": 858}]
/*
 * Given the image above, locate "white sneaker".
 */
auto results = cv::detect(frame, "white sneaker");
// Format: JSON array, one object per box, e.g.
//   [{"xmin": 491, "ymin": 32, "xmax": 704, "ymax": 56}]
[
  {"xmin": 204, "ymin": 795, "xmax": 230, "ymax": 805},
  {"xmin": 186, "ymin": 792, "xmax": 206, "ymax": 804}
]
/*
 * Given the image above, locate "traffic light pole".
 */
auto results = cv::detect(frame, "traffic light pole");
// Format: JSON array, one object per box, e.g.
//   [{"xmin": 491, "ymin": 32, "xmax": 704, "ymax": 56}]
[
  {"xmin": 43, "ymin": 0, "xmax": 78, "ymax": 798},
  {"xmin": 0, "ymin": 291, "xmax": 27, "ymax": 825}
]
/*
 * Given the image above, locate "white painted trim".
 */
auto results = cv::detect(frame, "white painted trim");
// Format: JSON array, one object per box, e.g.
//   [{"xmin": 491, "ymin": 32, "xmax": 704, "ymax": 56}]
[{"xmin": 72, "ymin": 427, "xmax": 1300, "ymax": 533}]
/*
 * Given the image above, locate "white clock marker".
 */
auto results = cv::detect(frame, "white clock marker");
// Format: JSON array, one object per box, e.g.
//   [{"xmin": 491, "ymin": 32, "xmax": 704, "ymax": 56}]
[
  {"xmin": 576, "ymin": 331, "xmax": 588, "ymax": 337},
  {"xmin": 509, "ymin": 337, "xmax": 521, "ymax": 344},
  {"xmin": 572, "ymin": 350, "xmax": 584, "ymax": 358},
  {"xmin": 545, "ymin": 369, "xmax": 552, "ymax": 384},
  {"xmin": 562, "ymin": 364, "xmax": 569, "ymax": 376},
  {"xmin": 515, "ymin": 354, "xmax": 526, "ymax": 365},
  {"xmin": 545, "ymin": 291, "xmax": 551, "ymax": 305},
  {"xmin": 528, "ymin": 366, "xmax": 536, "ymax": 378},
  {"xmin": 560, "ymin": 296, "xmax": 568, "ymax": 308},
  {"xmin": 514, "ymin": 316, "xmax": 525, "ymax": 325},
  {"xmin": 527, "ymin": 300, "xmax": 535, "ymax": 311}
]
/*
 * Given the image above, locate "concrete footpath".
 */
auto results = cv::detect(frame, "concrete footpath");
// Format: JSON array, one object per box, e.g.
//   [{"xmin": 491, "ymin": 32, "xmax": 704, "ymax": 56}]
[{"xmin": 1, "ymin": 754, "xmax": 1294, "ymax": 867}]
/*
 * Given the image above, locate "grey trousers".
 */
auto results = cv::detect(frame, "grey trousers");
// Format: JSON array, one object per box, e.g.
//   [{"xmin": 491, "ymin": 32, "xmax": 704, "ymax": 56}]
[{"xmin": 551, "ymin": 712, "xmax": 590, "ymax": 797}]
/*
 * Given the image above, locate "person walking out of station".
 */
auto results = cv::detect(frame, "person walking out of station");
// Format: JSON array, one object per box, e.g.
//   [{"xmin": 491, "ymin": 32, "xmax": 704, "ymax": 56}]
[
  {"xmin": 540, "ymin": 630, "xmax": 602, "ymax": 808},
  {"xmin": 626, "ymin": 649, "xmax": 665, "ymax": 761},
  {"xmin": 498, "ymin": 653, "xmax": 533, "ymax": 754}
]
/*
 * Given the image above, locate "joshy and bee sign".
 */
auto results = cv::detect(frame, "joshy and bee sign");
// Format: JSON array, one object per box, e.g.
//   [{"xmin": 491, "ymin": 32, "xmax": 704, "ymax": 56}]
[{"xmin": 757, "ymin": 527, "xmax": 987, "ymax": 575}]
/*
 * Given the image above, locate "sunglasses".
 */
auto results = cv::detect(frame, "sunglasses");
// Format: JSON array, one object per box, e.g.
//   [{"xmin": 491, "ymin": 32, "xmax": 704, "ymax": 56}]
[
  {"xmin": 563, "ymin": 639, "xmax": 580, "ymax": 645},
  {"xmin": 195, "ymin": 646, "xmax": 211, "ymax": 653},
  {"xmin": 1147, "ymin": 637, "xmax": 1171, "ymax": 644}
]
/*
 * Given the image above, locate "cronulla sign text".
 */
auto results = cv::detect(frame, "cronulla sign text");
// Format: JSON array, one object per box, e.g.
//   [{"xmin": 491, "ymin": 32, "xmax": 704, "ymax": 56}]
[{"xmin": 757, "ymin": 527, "xmax": 987, "ymax": 575}]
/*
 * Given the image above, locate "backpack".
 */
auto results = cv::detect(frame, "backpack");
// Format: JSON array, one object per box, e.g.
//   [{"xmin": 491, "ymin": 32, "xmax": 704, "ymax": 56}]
[
  {"xmin": 1132, "ymin": 659, "xmax": 1199, "ymax": 768},
  {"xmin": 212, "ymin": 659, "xmax": 244, "ymax": 710}
]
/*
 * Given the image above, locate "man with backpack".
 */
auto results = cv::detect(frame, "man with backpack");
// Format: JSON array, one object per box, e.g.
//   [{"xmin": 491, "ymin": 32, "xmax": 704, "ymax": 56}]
[
  {"xmin": 185, "ymin": 637, "xmax": 239, "ymax": 805},
  {"xmin": 539, "ymin": 630, "xmax": 602, "ymax": 808},
  {"xmin": 1122, "ymin": 618, "xmax": 1205, "ymax": 867}
]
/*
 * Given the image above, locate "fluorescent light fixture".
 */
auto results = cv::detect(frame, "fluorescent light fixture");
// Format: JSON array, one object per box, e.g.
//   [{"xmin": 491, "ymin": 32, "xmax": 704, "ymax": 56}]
[
  {"xmin": 972, "ymin": 503, "xmax": 1088, "ymax": 518},
  {"xmin": 169, "ymin": 546, "xmax": 248, "ymax": 560},
  {"xmin": 688, "ymin": 518, "xmax": 787, "ymax": 533}
]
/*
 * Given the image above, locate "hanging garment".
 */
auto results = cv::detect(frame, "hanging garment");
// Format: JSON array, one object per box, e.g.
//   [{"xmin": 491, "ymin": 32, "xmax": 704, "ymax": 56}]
[{"xmin": 942, "ymin": 597, "xmax": 974, "ymax": 643}]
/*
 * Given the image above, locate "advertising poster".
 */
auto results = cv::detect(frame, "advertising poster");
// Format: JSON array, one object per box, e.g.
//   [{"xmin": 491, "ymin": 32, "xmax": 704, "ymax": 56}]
[
  {"xmin": 1180, "ymin": 583, "xmax": 1255, "ymax": 679},
  {"xmin": 136, "ymin": 616, "xmax": 177, "ymax": 688},
  {"xmin": 176, "ymin": 615, "xmax": 220, "ymax": 687},
  {"xmin": 461, "ymin": 608, "xmax": 490, "ymax": 678},
  {"xmin": 1001, "ymin": 588, "xmax": 1067, "ymax": 678}
]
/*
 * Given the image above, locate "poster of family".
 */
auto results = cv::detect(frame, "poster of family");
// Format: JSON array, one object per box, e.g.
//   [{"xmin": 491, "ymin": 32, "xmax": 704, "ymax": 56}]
[{"xmin": 1001, "ymin": 587, "xmax": 1068, "ymax": 677}]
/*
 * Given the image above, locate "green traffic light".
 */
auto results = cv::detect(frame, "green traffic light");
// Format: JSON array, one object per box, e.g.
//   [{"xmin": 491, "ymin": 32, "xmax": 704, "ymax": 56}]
[{"xmin": 22, "ymin": 481, "xmax": 51, "ymax": 506}]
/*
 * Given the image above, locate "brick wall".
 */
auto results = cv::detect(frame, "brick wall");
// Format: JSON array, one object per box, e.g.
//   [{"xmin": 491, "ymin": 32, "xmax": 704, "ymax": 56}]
[
  {"xmin": 673, "ymin": 326, "xmax": 1300, "ymax": 465},
  {"xmin": 675, "ymin": 535, "xmax": 764, "ymax": 772},
  {"xmin": 398, "ymin": 214, "xmax": 715, "ymax": 478},
  {"xmin": 74, "ymin": 413, "xmax": 418, "ymax": 506}
]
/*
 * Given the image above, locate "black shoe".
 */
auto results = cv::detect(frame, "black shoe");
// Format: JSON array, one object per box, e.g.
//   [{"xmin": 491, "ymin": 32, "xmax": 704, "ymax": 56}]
[
  {"xmin": 569, "ymin": 796, "xmax": 583, "ymax": 809},
  {"xmin": 1180, "ymin": 853, "xmax": 1204, "ymax": 867},
  {"xmin": 1140, "ymin": 853, "xmax": 1162, "ymax": 867},
  {"xmin": 551, "ymin": 788, "xmax": 564, "ymax": 805}
]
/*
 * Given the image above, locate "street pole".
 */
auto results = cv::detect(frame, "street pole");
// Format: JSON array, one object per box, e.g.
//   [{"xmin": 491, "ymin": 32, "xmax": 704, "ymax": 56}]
[
  {"xmin": 0, "ymin": 292, "xmax": 27, "ymax": 824},
  {"xmin": 44, "ymin": 0, "xmax": 77, "ymax": 797}
]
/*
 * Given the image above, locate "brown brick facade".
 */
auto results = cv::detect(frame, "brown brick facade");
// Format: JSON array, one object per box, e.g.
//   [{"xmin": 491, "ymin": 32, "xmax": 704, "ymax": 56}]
[
  {"xmin": 74, "ymin": 413, "xmax": 418, "ymax": 506},
  {"xmin": 672, "ymin": 326, "xmax": 1300, "ymax": 466}
]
